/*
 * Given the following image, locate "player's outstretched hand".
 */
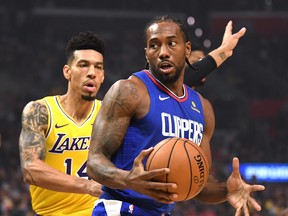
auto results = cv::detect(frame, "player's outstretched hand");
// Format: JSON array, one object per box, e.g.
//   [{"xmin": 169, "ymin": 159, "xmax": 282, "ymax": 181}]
[
  {"xmin": 125, "ymin": 148, "xmax": 178, "ymax": 204},
  {"xmin": 221, "ymin": 20, "xmax": 246, "ymax": 58},
  {"xmin": 226, "ymin": 157, "xmax": 265, "ymax": 216},
  {"xmin": 208, "ymin": 20, "xmax": 246, "ymax": 67}
]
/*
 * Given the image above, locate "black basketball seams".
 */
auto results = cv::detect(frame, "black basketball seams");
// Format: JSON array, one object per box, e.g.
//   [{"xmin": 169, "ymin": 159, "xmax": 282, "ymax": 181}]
[
  {"xmin": 186, "ymin": 140, "xmax": 209, "ymax": 176},
  {"xmin": 183, "ymin": 140, "xmax": 193, "ymax": 200},
  {"xmin": 166, "ymin": 138, "xmax": 179, "ymax": 187},
  {"xmin": 146, "ymin": 137, "xmax": 172, "ymax": 171}
]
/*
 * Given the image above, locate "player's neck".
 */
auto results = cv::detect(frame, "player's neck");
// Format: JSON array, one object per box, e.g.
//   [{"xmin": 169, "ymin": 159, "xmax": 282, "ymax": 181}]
[
  {"xmin": 58, "ymin": 94, "xmax": 94, "ymax": 124},
  {"xmin": 147, "ymin": 70, "xmax": 185, "ymax": 97}
]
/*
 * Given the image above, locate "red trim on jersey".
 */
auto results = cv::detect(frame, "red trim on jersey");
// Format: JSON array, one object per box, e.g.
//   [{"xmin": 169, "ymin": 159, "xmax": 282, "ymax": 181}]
[{"xmin": 143, "ymin": 70, "xmax": 188, "ymax": 103}]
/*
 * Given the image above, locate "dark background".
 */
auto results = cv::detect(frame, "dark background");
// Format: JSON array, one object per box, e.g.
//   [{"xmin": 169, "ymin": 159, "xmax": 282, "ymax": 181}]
[{"xmin": 0, "ymin": 0, "xmax": 288, "ymax": 215}]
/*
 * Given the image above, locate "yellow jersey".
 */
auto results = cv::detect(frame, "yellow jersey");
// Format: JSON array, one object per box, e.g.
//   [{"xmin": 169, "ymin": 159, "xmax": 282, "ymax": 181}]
[{"xmin": 30, "ymin": 96, "xmax": 101, "ymax": 216}]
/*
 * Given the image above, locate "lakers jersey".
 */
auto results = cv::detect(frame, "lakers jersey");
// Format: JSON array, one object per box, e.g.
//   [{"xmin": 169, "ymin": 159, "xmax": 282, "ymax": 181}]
[
  {"xmin": 101, "ymin": 70, "xmax": 205, "ymax": 214},
  {"xmin": 30, "ymin": 96, "xmax": 101, "ymax": 216}
]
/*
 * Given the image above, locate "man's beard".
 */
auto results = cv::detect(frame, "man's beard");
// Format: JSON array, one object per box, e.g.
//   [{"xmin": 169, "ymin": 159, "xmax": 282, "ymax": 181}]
[
  {"xmin": 81, "ymin": 94, "xmax": 96, "ymax": 101},
  {"xmin": 150, "ymin": 64, "xmax": 182, "ymax": 85}
]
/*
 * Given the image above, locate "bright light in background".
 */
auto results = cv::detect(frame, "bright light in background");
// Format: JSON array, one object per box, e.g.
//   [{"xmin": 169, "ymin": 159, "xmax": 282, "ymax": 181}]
[
  {"xmin": 187, "ymin": 16, "xmax": 211, "ymax": 49},
  {"xmin": 203, "ymin": 39, "xmax": 211, "ymax": 48},
  {"xmin": 195, "ymin": 28, "xmax": 203, "ymax": 37},
  {"xmin": 236, "ymin": 163, "xmax": 288, "ymax": 183},
  {"xmin": 187, "ymin": 16, "xmax": 195, "ymax": 26}
]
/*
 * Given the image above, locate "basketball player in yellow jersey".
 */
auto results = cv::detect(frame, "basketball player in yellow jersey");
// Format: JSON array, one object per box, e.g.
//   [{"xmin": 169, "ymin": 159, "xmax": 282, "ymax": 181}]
[{"xmin": 19, "ymin": 32, "xmax": 105, "ymax": 215}]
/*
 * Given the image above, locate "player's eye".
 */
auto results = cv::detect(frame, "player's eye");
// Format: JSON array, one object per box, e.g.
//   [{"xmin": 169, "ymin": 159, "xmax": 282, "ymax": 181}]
[
  {"xmin": 79, "ymin": 63, "xmax": 88, "ymax": 68},
  {"xmin": 169, "ymin": 41, "xmax": 177, "ymax": 47},
  {"xmin": 96, "ymin": 65, "xmax": 104, "ymax": 71},
  {"xmin": 150, "ymin": 43, "xmax": 159, "ymax": 49}
]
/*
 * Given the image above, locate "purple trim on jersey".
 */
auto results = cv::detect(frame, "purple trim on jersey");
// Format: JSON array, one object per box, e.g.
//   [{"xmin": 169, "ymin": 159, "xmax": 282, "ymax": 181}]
[{"xmin": 54, "ymin": 96, "xmax": 96, "ymax": 126}]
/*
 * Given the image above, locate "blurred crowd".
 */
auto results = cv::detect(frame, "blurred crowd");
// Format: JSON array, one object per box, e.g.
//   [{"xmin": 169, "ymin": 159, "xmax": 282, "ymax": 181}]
[{"xmin": 1, "ymin": 1, "xmax": 288, "ymax": 215}]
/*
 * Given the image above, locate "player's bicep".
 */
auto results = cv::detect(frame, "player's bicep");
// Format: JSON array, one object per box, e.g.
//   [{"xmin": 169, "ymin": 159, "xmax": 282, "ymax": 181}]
[
  {"xmin": 19, "ymin": 101, "xmax": 48, "ymax": 167},
  {"xmin": 91, "ymin": 79, "xmax": 139, "ymax": 158}
]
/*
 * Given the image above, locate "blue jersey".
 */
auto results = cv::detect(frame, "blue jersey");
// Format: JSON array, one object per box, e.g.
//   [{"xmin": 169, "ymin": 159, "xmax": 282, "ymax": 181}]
[{"xmin": 101, "ymin": 70, "xmax": 205, "ymax": 215}]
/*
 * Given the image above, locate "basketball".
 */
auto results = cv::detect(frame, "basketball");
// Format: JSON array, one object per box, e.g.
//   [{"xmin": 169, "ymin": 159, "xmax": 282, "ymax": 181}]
[{"xmin": 145, "ymin": 137, "xmax": 209, "ymax": 202}]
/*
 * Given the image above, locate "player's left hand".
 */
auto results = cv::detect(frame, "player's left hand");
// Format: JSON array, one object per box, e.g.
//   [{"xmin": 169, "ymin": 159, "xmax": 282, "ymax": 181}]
[
  {"xmin": 226, "ymin": 157, "xmax": 265, "ymax": 216},
  {"xmin": 220, "ymin": 20, "xmax": 246, "ymax": 58}
]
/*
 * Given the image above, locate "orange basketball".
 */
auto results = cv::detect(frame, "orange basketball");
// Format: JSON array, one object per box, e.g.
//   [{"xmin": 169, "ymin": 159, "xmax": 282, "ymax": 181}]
[{"xmin": 145, "ymin": 137, "xmax": 209, "ymax": 202}]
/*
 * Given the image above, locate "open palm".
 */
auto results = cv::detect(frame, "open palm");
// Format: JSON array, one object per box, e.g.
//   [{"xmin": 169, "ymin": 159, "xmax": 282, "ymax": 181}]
[{"xmin": 226, "ymin": 157, "xmax": 265, "ymax": 216}]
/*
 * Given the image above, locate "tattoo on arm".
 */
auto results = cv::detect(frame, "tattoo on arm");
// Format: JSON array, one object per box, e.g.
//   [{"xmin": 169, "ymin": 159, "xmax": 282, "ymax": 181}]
[
  {"xmin": 19, "ymin": 102, "xmax": 48, "ymax": 169},
  {"xmin": 104, "ymin": 81, "xmax": 138, "ymax": 144},
  {"xmin": 218, "ymin": 52, "xmax": 227, "ymax": 60},
  {"xmin": 90, "ymin": 81, "xmax": 139, "ymax": 181}
]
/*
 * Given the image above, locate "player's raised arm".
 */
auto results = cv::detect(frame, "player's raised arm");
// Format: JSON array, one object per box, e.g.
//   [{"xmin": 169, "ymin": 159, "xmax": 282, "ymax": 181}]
[
  {"xmin": 189, "ymin": 21, "xmax": 246, "ymax": 87},
  {"xmin": 208, "ymin": 20, "xmax": 246, "ymax": 67}
]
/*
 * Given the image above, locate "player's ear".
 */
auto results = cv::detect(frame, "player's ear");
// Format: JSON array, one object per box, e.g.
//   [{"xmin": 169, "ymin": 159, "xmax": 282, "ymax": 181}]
[
  {"xmin": 144, "ymin": 47, "xmax": 148, "ymax": 61},
  {"xmin": 63, "ymin": 65, "xmax": 71, "ymax": 80},
  {"xmin": 185, "ymin": 41, "xmax": 192, "ymax": 58},
  {"xmin": 144, "ymin": 48, "xmax": 150, "ymax": 69}
]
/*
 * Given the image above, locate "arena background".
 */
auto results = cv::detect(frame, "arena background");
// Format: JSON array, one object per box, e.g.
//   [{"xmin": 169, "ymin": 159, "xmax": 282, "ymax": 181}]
[{"xmin": 0, "ymin": 0, "xmax": 288, "ymax": 215}]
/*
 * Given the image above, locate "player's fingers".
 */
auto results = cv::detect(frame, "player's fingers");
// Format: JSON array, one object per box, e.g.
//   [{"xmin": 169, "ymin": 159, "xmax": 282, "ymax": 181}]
[
  {"xmin": 235, "ymin": 27, "xmax": 247, "ymax": 38},
  {"xmin": 249, "ymin": 184, "xmax": 265, "ymax": 192},
  {"xmin": 248, "ymin": 197, "xmax": 262, "ymax": 212},
  {"xmin": 222, "ymin": 20, "xmax": 232, "ymax": 42},
  {"xmin": 143, "ymin": 180, "xmax": 177, "ymax": 192},
  {"xmin": 143, "ymin": 167, "xmax": 170, "ymax": 180},
  {"xmin": 134, "ymin": 147, "xmax": 154, "ymax": 166},
  {"xmin": 232, "ymin": 157, "xmax": 241, "ymax": 176},
  {"xmin": 234, "ymin": 207, "xmax": 242, "ymax": 216},
  {"xmin": 243, "ymin": 202, "xmax": 250, "ymax": 216},
  {"xmin": 225, "ymin": 20, "xmax": 233, "ymax": 32}
]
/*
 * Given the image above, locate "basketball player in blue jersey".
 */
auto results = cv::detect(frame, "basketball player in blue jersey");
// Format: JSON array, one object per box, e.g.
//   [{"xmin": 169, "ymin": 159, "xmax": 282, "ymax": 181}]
[
  {"xmin": 19, "ymin": 32, "xmax": 104, "ymax": 215},
  {"xmin": 87, "ymin": 15, "xmax": 265, "ymax": 216}
]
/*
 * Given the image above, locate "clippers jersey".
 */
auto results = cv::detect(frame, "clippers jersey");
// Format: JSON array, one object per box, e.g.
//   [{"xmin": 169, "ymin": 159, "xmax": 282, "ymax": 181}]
[
  {"xmin": 101, "ymin": 70, "xmax": 205, "ymax": 215},
  {"xmin": 30, "ymin": 96, "xmax": 101, "ymax": 216}
]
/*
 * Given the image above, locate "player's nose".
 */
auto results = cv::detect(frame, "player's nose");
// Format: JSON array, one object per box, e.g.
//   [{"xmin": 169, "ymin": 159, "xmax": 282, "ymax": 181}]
[
  {"xmin": 87, "ymin": 65, "xmax": 96, "ymax": 78},
  {"xmin": 159, "ymin": 45, "xmax": 170, "ymax": 60}
]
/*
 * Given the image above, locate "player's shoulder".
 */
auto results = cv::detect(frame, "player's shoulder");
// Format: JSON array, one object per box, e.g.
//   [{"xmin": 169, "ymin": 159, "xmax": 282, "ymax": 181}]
[
  {"xmin": 108, "ymin": 75, "xmax": 145, "ymax": 97},
  {"xmin": 196, "ymin": 92, "xmax": 213, "ymax": 113},
  {"xmin": 103, "ymin": 76, "xmax": 147, "ymax": 115},
  {"xmin": 22, "ymin": 99, "xmax": 47, "ymax": 116},
  {"xmin": 21, "ymin": 99, "xmax": 49, "ymax": 132}
]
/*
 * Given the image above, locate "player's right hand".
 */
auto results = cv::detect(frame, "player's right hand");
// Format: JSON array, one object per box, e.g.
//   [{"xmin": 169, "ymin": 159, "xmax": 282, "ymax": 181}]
[{"xmin": 125, "ymin": 148, "xmax": 178, "ymax": 204}]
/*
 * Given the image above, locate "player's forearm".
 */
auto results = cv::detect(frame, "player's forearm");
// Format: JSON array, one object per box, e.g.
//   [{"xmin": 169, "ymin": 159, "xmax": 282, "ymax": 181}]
[
  {"xmin": 188, "ymin": 42, "xmax": 237, "ymax": 86},
  {"xmin": 22, "ymin": 159, "xmax": 92, "ymax": 194},
  {"xmin": 208, "ymin": 46, "xmax": 230, "ymax": 68},
  {"xmin": 87, "ymin": 154, "xmax": 129, "ymax": 190},
  {"xmin": 189, "ymin": 55, "xmax": 217, "ymax": 86},
  {"xmin": 194, "ymin": 175, "xmax": 227, "ymax": 204}
]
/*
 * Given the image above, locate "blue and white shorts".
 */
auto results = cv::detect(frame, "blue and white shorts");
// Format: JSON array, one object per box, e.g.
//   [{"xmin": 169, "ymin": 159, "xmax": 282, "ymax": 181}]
[{"xmin": 92, "ymin": 199, "xmax": 170, "ymax": 216}]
